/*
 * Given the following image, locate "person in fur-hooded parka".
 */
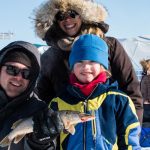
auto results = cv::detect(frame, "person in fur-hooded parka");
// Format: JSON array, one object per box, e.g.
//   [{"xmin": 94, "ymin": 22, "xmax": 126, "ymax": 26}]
[
  {"xmin": 35, "ymin": 0, "xmax": 107, "ymax": 40},
  {"xmin": 33, "ymin": 0, "xmax": 143, "ymax": 124}
]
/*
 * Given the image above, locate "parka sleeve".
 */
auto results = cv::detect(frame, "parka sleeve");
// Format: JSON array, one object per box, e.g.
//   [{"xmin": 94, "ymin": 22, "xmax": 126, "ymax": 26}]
[
  {"xmin": 35, "ymin": 48, "xmax": 56, "ymax": 104},
  {"xmin": 24, "ymin": 135, "xmax": 56, "ymax": 150},
  {"xmin": 140, "ymin": 75, "xmax": 150, "ymax": 100},
  {"xmin": 116, "ymin": 95, "xmax": 141, "ymax": 149},
  {"xmin": 105, "ymin": 37, "xmax": 143, "ymax": 124},
  {"xmin": 35, "ymin": 72, "xmax": 55, "ymax": 104}
]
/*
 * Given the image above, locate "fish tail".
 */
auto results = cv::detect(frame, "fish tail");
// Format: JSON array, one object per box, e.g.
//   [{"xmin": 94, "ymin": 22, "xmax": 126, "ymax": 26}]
[
  {"xmin": 14, "ymin": 134, "xmax": 25, "ymax": 144},
  {"xmin": 0, "ymin": 136, "xmax": 10, "ymax": 147}
]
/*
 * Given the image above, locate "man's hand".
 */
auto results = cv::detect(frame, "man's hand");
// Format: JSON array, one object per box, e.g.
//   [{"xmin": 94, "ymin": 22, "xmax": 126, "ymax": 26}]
[{"xmin": 33, "ymin": 108, "xmax": 64, "ymax": 141}]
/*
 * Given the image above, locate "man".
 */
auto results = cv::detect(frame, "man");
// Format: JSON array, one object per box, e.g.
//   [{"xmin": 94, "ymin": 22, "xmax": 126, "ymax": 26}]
[{"xmin": 0, "ymin": 41, "xmax": 63, "ymax": 150}]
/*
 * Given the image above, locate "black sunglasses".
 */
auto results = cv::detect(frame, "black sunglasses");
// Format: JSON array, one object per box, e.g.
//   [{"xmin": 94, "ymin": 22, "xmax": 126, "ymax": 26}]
[
  {"xmin": 55, "ymin": 10, "xmax": 79, "ymax": 21},
  {"xmin": 3, "ymin": 64, "xmax": 31, "ymax": 80}
]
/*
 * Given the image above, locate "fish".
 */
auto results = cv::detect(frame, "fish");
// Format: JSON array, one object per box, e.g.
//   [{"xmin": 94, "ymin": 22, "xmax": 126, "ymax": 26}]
[
  {"xmin": 0, "ymin": 110, "xmax": 95, "ymax": 148},
  {"xmin": 59, "ymin": 110, "xmax": 95, "ymax": 135}
]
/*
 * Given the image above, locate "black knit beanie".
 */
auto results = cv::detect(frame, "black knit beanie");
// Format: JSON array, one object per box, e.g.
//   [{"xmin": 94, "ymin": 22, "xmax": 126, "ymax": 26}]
[{"xmin": 2, "ymin": 50, "xmax": 31, "ymax": 67}]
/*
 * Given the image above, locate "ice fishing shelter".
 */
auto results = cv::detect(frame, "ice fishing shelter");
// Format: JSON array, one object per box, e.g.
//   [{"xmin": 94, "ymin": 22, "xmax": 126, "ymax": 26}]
[
  {"xmin": 119, "ymin": 35, "xmax": 150, "ymax": 80},
  {"xmin": 34, "ymin": 35, "xmax": 150, "ymax": 80}
]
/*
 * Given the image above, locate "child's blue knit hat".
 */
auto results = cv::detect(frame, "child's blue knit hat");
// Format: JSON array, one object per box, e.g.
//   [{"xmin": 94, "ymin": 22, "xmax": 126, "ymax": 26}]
[{"xmin": 69, "ymin": 34, "xmax": 108, "ymax": 69}]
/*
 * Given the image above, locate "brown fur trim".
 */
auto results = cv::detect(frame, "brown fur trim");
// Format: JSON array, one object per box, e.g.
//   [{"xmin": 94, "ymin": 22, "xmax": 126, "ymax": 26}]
[
  {"xmin": 34, "ymin": 0, "xmax": 108, "ymax": 39},
  {"xmin": 140, "ymin": 59, "xmax": 150, "ymax": 71},
  {"xmin": 80, "ymin": 24, "xmax": 104, "ymax": 38}
]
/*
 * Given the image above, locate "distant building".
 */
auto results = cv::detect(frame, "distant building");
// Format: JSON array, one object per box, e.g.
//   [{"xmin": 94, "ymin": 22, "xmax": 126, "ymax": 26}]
[{"xmin": 0, "ymin": 32, "xmax": 14, "ymax": 40}]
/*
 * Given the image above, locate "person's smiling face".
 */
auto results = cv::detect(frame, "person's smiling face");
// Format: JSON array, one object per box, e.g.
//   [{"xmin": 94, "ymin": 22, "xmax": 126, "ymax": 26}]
[
  {"xmin": 0, "ymin": 62, "xmax": 30, "ymax": 98},
  {"xmin": 57, "ymin": 10, "xmax": 82, "ymax": 36},
  {"xmin": 73, "ymin": 60, "xmax": 102, "ymax": 83}
]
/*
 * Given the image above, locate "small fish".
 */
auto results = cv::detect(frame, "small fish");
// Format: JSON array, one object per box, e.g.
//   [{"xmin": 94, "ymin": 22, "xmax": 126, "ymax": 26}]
[
  {"xmin": 0, "ymin": 110, "xmax": 95, "ymax": 147},
  {"xmin": 59, "ymin": 110, "xmax": 95, "ymax": 135}
]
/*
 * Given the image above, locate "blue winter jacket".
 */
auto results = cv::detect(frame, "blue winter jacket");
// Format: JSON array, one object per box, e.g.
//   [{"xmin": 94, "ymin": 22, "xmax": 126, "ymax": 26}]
[{"xmin": 49, "ymin": 82, "xmax": 141, "ymax": 150}]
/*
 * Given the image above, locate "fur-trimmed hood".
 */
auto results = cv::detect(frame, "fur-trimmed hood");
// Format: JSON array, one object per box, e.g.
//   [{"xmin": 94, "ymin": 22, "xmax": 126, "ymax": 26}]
[{"xmin": 34, "ymin": 0, "xmax": 108, "ymax": 40}]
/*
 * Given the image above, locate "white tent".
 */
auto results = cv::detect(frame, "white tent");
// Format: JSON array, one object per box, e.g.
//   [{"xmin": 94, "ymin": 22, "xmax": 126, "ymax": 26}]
[
  {"xmin": 34, "ymin": 44, "xmax": 49, "ymax": 54},
  {"xmin": 119, "ymin": 35, "xmax": 150, "ymax": 80}
]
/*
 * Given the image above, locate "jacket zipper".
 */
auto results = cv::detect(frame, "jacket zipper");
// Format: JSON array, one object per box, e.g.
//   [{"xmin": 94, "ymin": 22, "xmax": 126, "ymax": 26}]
[
  {"xmin": 83, "ymin": 99, "xmax": 87, "ymax": 150},
  {"xmin": 83, "ymin": 102, "xmax": 96, "ymax": 150},
  {"xmin": 92, "ymin": 110, "xmax": 96, "ymax": 150},
  {"xmin": 72, "ymin": 85, "xmax": 98, "ymax": 150},
  {"xmin": 83, "ymin": 85, "xmax": 98, "ymax": 150}
]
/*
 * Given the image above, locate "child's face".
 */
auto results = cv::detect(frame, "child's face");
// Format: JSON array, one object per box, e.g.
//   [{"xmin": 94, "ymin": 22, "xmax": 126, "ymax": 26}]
[{"xmin": 73, "ymin": 60, "xmax": 102, "ymax": 83}]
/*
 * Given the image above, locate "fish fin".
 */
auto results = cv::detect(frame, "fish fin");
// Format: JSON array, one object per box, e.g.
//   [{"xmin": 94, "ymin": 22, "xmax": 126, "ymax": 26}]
[
  {"xmin": 67, "ymin": 125, "xmax": 75, "ymax": 135},
  {"xmin": 63, "ymin": 121, "xmax": 71, "ymax": 130},
  {"xmin": 14, "ymin": 134, "xmax": 25, "ymax": 144},
  {"xmin": 79, "ymin": 114, "xmax": 95, "ymax": 122},
  {"xmin": 11, "ymin": 119, "xmax": 23, "ymax": 129},
  {"xmin": 0, "ymin": 136, "xmax": 10, "ymax": 147},
  {"xmin": 7, "ymin": 143, "xmax": 11, "ymax": 150}
]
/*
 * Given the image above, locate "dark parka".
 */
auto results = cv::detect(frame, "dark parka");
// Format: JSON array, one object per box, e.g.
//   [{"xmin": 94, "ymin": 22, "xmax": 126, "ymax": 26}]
[
  {"xmin": 0, "ymin": 41, "xmax": 47, "ymax": 150},
  {"xmin": 140, "ymin": 74, "xmax": 150, "ymax": 127},
  {"xmin": 141, "ymin": 75, "xmax": 150, "ymax": 101},
  {"xmin": 34, "ymin": 0, "xmax": 143, "ymax": 124}
]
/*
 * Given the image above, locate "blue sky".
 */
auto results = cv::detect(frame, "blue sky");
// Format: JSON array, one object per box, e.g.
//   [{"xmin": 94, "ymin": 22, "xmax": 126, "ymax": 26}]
[{"xmin": 0, "ymin": 0, "xmax": 150, "ymax": 49}]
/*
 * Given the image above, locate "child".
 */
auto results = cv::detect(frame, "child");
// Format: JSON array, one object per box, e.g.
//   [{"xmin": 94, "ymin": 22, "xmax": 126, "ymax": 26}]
[{"xmin": 49, "ymin": 34, "xmax": 141, "ymax": 150}]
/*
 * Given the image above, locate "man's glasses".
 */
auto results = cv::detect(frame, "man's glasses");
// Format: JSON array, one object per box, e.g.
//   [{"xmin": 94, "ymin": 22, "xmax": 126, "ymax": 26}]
[
  {"xmin": 55, "ymin": 10, "xmax": 79, "ymax": 21},
  {"xmin": 3, "ymin": 64, "xmax": 31, "ymax": 80}
]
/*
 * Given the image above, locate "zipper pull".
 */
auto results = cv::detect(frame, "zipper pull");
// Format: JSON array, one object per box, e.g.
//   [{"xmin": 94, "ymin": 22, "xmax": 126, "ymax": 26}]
[
  {"xmin": 91, "ymin": 111, "xmax": 96, "ymax": 140},
  {"xmin": 83, "ymin": 100, "xmax": 87, "ymax": 112}
]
